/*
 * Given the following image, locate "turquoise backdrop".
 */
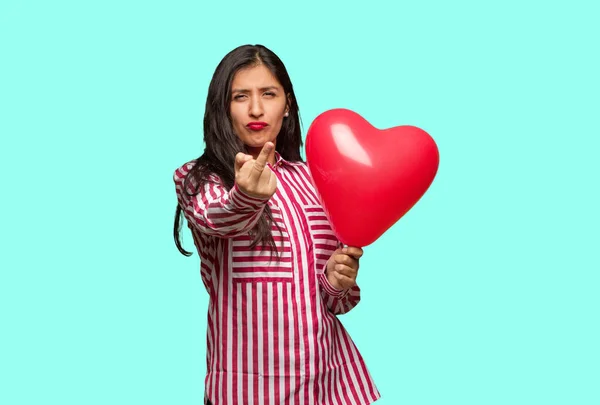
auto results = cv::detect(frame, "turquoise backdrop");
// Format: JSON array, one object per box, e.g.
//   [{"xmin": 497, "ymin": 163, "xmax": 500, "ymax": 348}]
[{"xmin": 1, "ymin": 1, "xmax": 598, "ymax": 404}]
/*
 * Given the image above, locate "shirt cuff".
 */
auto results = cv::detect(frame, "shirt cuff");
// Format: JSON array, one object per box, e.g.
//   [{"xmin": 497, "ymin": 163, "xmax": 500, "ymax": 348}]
[
  {"xmin": 318, "ymin": 272, "xmax": 350, "ymax": 299},
  {"xmin": 229, "ymin": 183, "xmax": 271, "ymax": 210}
]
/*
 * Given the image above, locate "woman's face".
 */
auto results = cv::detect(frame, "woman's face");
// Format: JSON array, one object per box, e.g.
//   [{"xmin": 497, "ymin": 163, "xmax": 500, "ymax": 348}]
[{"xmin": 230, "ymin": 64, "xmax": 289, "ymax": 156}]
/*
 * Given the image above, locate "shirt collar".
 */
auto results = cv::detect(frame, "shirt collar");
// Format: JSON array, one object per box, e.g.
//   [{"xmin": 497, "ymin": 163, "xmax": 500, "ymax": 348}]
[{"xmin": 273, "ymin": 151, "xmax": 303, "ymax": 167}]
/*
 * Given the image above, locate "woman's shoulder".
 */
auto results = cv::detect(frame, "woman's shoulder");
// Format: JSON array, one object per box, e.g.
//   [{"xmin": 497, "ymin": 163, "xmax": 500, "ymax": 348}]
[
  {"xmin": 173, "ymin": 159, "xmax": 197, "ymax": 183},
  {"xmin": 174, "ymin": 159, "xmax": 196, "ymax": 173},
  {"xmin": 173, "ymin": 159, "xmax": 223, "ymax": 186},
  {"xmin": 282, "ymin": 159, "xmax": 311, "ymax": 176}
]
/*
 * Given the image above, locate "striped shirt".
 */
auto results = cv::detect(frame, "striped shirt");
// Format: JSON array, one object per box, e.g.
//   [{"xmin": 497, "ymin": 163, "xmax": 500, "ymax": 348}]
[{"xmin": 173, "ymin": 152, "xmax": 380, "ymax": 405}]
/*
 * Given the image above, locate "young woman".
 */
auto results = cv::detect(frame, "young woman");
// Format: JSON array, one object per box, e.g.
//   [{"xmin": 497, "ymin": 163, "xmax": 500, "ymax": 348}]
[{"xmin": 173, "ymin": 44, "xmax": 380, "ymax": 405}]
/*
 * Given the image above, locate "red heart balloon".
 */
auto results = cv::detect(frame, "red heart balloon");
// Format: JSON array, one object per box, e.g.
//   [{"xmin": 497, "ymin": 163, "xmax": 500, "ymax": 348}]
[{"xmin": 305, "ymin": 108, "xmax": 439, "ymax": 247}]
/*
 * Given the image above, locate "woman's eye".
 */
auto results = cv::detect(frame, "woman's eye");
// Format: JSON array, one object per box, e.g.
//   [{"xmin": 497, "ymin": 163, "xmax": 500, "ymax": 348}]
[
  {"xmin": 264, "ymin": 92, "xmax": 275, "ymax": 97},
  {"xmin": 234, "ymin": 94, "xmax": 246, "ymax": 100}
]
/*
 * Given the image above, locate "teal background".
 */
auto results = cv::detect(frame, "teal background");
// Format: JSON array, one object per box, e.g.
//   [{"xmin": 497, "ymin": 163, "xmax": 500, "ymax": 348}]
[{"xmin": 1, "ymin": 0, "xmax": 598, "ymax": 404}]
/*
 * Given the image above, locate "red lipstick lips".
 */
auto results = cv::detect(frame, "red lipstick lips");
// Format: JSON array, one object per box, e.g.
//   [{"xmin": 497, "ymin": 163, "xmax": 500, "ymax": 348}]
[{"xmin": 247, "ymin": 122, "xmax": 268, "ymax": 131}]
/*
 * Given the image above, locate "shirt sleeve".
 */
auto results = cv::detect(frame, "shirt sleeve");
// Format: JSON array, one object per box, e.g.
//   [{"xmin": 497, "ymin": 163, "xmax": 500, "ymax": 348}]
[
  {"xmin": 173, "ymin": 164, "xmax": 269, "ymax": 238},
  {"xmin": 317, "ymin": 240, "xmax": 361, "ymax": 315}
]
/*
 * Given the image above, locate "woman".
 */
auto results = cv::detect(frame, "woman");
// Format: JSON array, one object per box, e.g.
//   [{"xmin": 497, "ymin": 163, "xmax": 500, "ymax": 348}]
[{"xmin": 173, "ymin": 44, "xmax": 380, "ymax": 405}]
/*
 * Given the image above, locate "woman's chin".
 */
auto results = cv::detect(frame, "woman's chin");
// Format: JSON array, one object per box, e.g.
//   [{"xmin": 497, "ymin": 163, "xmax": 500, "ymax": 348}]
[
  {"xmin": 245, "ymin": 139, "xmax": 274, "ymax": 150},
  {"xmin": 245, "ymin": 143, "xmax": 263, "ymax": 150}
]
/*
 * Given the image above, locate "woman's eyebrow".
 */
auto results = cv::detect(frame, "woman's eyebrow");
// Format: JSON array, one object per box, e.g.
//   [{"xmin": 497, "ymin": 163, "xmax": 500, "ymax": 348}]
[{"xmin": 232, "ymin": 86, "xmax": 280, "ymax": 93}]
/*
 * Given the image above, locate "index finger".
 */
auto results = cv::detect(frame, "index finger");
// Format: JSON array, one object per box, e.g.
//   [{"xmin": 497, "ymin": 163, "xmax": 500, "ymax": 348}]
[
  {"xmin": 251, "ymin": 142, "xmax": 274, "ymax": 175},
  {"xmin": 342, "ymin": 246, "xmax": 363, "ymax": 259}
]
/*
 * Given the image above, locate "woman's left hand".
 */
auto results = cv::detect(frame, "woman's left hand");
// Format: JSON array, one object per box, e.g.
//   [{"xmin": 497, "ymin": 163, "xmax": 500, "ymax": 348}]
[{"xmin": 325, "ymin": 246, "xmax": 364, "ymax": 290}]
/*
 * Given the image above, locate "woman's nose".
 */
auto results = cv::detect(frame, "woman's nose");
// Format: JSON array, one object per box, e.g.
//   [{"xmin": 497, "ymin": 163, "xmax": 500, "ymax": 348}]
[{"xmin": 249, "ymin": 96, "xmax": 264, "ymax": 117}]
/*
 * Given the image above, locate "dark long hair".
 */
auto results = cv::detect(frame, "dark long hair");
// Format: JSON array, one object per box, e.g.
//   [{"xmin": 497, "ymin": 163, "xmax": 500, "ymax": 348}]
[{"xmin": 174, "ymin": 44, "xmax": 303, "ymax": 257}]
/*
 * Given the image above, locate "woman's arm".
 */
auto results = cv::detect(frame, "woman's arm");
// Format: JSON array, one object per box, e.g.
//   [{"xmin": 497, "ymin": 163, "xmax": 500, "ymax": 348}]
[
  {"xmin": 318, "ymin": 271, "xmax": 361, "ymax": 315},
  {"xmin": 174, "ymin": 142, "xmax": 277, "ymax": 238},
  {"xmin": 174, "ymin": 165, "xmax": 269, "ymax": 238},
  {"xmin": 318, "ymin": 243, "xmax": 363, "ymax": 315}
]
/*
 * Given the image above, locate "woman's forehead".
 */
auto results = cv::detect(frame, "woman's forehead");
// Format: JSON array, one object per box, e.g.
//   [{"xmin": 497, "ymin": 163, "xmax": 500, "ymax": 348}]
[{"xmin": 232, "ymin": 64, "xmax": 282, "ymax": 90}]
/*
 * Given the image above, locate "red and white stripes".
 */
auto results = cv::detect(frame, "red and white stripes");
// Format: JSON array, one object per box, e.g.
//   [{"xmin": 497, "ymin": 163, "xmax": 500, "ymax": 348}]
[{"xmin": 174, "ymin": 153, "xmax": 380, "ymax": 404}]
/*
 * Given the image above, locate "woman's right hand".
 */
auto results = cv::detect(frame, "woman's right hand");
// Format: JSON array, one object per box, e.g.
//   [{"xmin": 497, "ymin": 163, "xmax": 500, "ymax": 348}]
[{"xmin": 234, "ymin": 142, "xmax": 278, "ymax": 199}]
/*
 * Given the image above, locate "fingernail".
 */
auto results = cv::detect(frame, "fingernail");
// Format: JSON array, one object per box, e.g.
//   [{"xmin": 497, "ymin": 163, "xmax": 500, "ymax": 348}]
[{"xmin": 342, "ymin": 248, "xmax": 347, "ymax": 253}]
